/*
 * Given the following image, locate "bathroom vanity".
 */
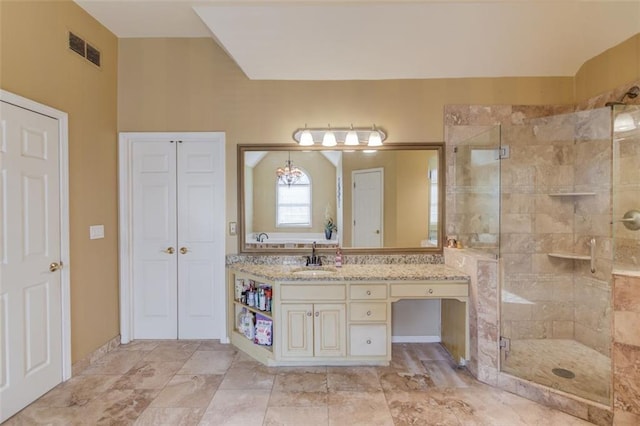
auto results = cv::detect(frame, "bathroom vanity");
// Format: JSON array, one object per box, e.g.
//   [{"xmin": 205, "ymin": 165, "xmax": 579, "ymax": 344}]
[{"xmin": 227, "ymin": 263, "xmax": 470, "ymax": 366}]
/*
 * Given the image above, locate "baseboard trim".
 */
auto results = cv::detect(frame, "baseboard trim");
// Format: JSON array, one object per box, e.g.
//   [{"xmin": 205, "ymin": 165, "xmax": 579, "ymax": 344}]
[
  {"xmin": 391, "ymin": 335, "xmax": 441, "ymax": 343},
  {"xmin": 71, "ymin": 334, "xmax": 121, "ymax": 376}
]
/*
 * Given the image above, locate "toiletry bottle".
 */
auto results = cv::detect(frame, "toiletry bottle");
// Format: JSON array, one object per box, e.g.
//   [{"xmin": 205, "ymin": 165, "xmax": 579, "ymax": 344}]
[{"xmin": 335, "ymin": 247, "xmax": 342, "ymax": 268}]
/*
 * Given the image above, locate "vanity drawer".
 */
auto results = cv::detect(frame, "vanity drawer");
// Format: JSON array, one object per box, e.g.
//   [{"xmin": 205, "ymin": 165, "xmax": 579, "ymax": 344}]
[
  {"xmin": 349, "ymin": 324, "xmax": 387, "ymax": 357},
  {"xmin": 349, "ymin": 284, "xmax": 387, "ymax": 300},
  {"xmin": 280, "ymin": 284, "xmax": 346, "ymax": 301},
  {"xmin": 350, "ymin": 302, "xmax": 387, "ymax": 322},
  {"xmin": 389, "ymin": 283, "xmax": 468, "ymax": 298}
]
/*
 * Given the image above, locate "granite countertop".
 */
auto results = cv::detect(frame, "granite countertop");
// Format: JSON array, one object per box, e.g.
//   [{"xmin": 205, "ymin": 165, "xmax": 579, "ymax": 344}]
[{"xmin": 228, "ymin": 263, "xmax": 469, "ymax": 282}]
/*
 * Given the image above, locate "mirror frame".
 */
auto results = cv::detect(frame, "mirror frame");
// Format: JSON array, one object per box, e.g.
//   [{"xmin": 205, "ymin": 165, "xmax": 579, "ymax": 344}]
[{"xmin": 237, "ymin": 143, "xmax": 445, "ymax": 254}]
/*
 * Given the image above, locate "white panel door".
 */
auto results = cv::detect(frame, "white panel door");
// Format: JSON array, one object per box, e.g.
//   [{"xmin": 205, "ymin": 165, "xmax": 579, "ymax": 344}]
[
  {"xmin": 128, "ymin": 134, "xmax": 225, "ymax": 340},
  {"xmin": 352, "ymin": 168, "xmax": 383, "ymax": 247},
  {"xmin": 313, "ymin": 304, "xmax": 346, "ymax": 357},
  {"xmin": 176, "ymin": 139, "xmax": 225, "ymax": 338},
  {"xmin": 131, "ymin": 140, "xmax": 178, "ymax": 339},
  {"xmin": 0, "ymin": 101, "xmax": 62, "ymax": 421}
]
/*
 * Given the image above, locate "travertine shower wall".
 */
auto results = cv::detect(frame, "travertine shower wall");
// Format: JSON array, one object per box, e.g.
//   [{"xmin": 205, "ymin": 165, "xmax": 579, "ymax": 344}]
[{"xmin": 445, "ymin": 105, "xmax": 612, "ymax": 355}]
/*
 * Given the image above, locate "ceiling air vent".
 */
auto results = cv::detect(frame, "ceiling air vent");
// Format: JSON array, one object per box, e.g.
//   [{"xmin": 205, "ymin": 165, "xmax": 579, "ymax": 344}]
[
  {"xmin": 86, "ymin": 44, "xmax": 101, "ymax": 67},
  {"xmin": 68, "ymin": 31, "xmax": 101, "ymax": 68}
]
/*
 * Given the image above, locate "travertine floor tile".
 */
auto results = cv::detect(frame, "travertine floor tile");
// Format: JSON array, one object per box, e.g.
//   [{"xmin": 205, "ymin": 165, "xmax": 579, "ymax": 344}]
[
  {"xmin": 198, "ymin": 389, "xmax": 269, "ymax": 425},
  {"xmin": 151, "ymin": 374, "xmax": 223, "ymax": 408},
  {"xmin": 327, "ymin": 366, "xmax": 381, "ymax": 392},
  {"xmin": 5, "ymin": 341, "xmax": 604, "ymax": 426},
  {"xmin": 263, "ymin": 406, "xmax": 329, "ymax": 426},
  {"xmin": 134, "ymin": 407, "xmax": 205, "ymax": 425},
  {"xmin": 327, "ymin": 391, "xmax": 393, "ymax": 426},
  {"xmin": 219, "ymin": 365, "xmax": 276, "ymax": 390}
]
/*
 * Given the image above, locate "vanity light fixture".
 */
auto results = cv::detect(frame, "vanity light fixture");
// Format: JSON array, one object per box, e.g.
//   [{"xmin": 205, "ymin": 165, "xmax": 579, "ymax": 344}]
[
  {"xmin": 276, "ymin": 151, "xmax": 303, "ymax": 186},
  {"xmin": 292, "ymin": 124, "xmax": 387, "ymax": 147},
  {"xmin": 322, "ymin": 124, "xmax": 337, "ymax": 147}
]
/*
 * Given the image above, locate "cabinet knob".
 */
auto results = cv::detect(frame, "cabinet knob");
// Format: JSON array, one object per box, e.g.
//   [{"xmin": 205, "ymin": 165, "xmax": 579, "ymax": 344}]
[
  {"xmin": 163, "ymin": 247, "xmax": 175, "ymax": 254},
  {"xmin": 427, "ymin": 288, "xmax": 434, "ymax": 294},
  {"xmin": 366, "ymin": 339, "xmax": 372, "ymax": 344},
  {"xmin": 179, "ymin": 247, "xmax": 189, "ymax": 254},
  {"xmin": 366, "ymin": 290, "xmax": 371, "ymax": 296},
  {"xmin": 366, "ymin": 311, "xmax": 372, "ymax": 316},
  {"xmin": 315, "ymin": 311, "xmax": 320, "ymax": 317},
  {"xmin": 306, "ymin": 312, "xmax": 312, "ymax": 317}
]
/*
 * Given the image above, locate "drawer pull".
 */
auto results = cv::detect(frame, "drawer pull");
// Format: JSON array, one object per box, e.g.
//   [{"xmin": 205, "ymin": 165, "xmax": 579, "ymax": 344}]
[
  {"xmin": 366, "ymin": 339, "xmax": 372, "ymax": 344},
  {"xmin": 427, "ymin": 288, "xmax": 434, "ymax": 295},
  {"xmin": 366, "ymin": 290, "xmax": 371, "ymax": 296},
  {"xmin": 366, "ymin": 311, "xmax": 372, "ymax": 316},
  {"xmin": 306, "ymin": 312, "xmax": 312, "ymax": 316}
]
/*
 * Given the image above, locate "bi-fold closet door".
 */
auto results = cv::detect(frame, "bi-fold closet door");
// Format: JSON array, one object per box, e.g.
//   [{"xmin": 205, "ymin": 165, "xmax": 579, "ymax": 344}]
[{"xmin": 130, "ymin": 135, "xmax": 224, "ymax": 339}]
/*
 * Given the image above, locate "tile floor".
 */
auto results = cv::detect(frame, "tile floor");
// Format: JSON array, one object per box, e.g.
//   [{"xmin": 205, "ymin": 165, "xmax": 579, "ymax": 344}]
[
  {"xmin": 4, "ymin": 341, "xmax": 594, "ymax": 425},
  {"xmin": 501, "ymin": 338, "xmax": 611, "ymax": 405}
]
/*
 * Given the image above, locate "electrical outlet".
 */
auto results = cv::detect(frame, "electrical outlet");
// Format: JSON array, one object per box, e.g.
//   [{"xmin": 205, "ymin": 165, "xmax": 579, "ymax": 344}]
[
  {"xmin": 229, "ymin": 222, "xmax": 237, "ymax": 236},
  {"xmin": 89, "ymin": 225, "xmax": 104, "ymax": 239}
]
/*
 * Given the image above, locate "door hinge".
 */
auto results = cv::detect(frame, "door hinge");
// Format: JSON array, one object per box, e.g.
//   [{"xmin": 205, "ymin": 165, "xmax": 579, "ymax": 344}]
[
  {"xmin": 500, "ymin": 336, "xmax": 511, "ymax": 359},
  {"xmin": 497, "ymin": 145, "xmax": 510, "ymax": 159}
]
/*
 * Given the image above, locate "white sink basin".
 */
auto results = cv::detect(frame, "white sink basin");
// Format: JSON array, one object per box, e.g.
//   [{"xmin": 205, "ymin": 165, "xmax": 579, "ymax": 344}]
[{"xmin": 292, "ymin": 267, "xmax": 337, "ymax": 277}]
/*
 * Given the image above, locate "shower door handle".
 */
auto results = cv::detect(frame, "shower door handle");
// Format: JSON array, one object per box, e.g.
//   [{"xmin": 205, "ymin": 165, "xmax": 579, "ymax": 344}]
[{"xmin": 589, "ymin": 238, "xmax": 596, "ymax": 274}]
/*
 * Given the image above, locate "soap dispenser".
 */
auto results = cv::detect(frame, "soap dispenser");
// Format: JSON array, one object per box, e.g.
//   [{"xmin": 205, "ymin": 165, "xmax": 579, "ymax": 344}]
[{"xmin": 335, "ymin": 247, "xmax": 342, "ymax": 268}]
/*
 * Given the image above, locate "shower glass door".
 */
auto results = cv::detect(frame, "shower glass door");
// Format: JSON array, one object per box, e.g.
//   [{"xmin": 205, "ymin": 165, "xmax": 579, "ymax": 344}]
[
  {"xmin": 499, "ymin": 108, "xmax": 612, "ymax": 405},
  {"xmin": 612, "ymin": 104, "xmax": 640, "ymax": 274}
]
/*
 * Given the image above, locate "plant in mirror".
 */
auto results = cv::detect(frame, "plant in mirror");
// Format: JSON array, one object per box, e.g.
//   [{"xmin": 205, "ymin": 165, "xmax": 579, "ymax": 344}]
[{"xmin": 238, "ymin": 143, "xmax": 444, "ymax": 254}]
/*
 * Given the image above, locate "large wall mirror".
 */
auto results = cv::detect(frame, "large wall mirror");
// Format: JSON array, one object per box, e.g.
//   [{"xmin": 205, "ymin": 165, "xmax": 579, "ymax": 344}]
[{"xmin": 238, "ymin": 143, "xmax": 444, "ymax": 254}]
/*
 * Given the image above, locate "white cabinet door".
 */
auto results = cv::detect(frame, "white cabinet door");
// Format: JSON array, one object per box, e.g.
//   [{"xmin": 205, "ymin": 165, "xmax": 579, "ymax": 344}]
[
  {"xmin": 280, "ymin": 303, "xmax": 313, "ymax": 358},
  {"xmin": 314, "ymin": 304, "xmax": 346, "ymax": 357},
  {"xmin": 0, "ymin": 101, "xmax": 63, "ymax": 421},
  {"xmin": 129, "ymin": 134, "xmax": 225, "ymax": 340},
  {"xmin": 280, "ymin": 303, "xmax": 345, "ymax": 358}
]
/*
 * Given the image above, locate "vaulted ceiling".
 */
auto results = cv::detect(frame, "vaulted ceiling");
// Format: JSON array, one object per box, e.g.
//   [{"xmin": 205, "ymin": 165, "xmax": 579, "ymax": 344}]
[{"xmin": 75, "ymin": 0, "xmax": 640, "ymax": 80}]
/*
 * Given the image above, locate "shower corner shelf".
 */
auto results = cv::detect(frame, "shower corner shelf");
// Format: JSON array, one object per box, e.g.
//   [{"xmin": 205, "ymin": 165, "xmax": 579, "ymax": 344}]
[
  {"xmin": 547, "ymin": 252, "xmax": 591, "ymax": 261},
  {"xmin": 548, "ymin": 192, "xmax": 596, "ymax": 197}
]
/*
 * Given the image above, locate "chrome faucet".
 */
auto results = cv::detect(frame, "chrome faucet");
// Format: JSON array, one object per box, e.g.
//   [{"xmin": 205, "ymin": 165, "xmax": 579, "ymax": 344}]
[
  {"xmin": 306, "ymin": 241, "xmax": 322, "ymax": 266},
  {"xmin": 256, "ymin": 232, "xmax": 269, "ymax": 243}
]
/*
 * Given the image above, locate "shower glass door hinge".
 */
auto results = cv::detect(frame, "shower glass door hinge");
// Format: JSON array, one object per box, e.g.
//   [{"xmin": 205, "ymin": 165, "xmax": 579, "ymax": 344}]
[
  {"xmin": 497, "ymin": 145, "xmax": 510, "ymax": 159},
  {"xmin": 500, "ymin": 336, "xmax": 511, "ymax": 359}
]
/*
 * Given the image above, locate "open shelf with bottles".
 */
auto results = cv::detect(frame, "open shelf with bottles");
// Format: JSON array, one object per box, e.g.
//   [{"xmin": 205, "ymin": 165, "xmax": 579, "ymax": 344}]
[{"xmin": 228, "ymin": 272, "xmax": 275, "ymax": 362}]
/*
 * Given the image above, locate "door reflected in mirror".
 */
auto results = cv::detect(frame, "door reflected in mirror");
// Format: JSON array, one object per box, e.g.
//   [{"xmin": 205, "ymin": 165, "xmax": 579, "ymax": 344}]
[{"xmin": 239, "ymin": 144, "xmax": 443, "ymax": 253}]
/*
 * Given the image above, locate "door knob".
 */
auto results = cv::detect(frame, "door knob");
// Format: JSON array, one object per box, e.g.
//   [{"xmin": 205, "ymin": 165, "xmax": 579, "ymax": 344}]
[
  {"xmin": 179, "ymin": 247, "xmax": 189, "ymax": 255},
  {"xmin": 49, "ymin": 262, "xmax": 62, "ymax": 272},
  {"xmin": 163, "ymin": 247, "xmax": 175, "ymax": 254}
]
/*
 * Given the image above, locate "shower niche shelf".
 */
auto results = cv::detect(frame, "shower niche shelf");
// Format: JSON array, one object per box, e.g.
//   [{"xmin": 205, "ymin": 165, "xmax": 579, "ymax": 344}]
[
  {"xmin": 547, "ymin": 252, "xmax": 591, "ymax": 260},
  {"xmin": 548, "ymin": 192, "xmax": 596, "ymax": 197}
]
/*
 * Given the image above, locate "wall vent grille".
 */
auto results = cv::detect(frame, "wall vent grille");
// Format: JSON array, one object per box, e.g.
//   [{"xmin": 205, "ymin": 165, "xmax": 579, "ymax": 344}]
[
  {"xmin": 86, "ymin": 44, "xmax": 101, "ymax": 67},
  {"xmin": 68, "ymin": 31, "xmax": 101, "ymax": 68},
  {"xmin": 68, "ymin": 32, "xmax": 85, "ymax": 57}
]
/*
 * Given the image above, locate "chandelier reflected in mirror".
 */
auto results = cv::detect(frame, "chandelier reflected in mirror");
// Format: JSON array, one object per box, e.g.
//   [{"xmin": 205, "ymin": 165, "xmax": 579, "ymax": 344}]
[{"xmin": 276, "ymin": 151, "xmax": 303, "ymax": 186}]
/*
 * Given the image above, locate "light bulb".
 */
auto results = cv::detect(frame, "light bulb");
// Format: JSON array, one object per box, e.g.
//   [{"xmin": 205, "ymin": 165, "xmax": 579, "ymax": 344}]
[
  {"xmin": 322, "ymin": 130, "xmax": 337, "ymax": 147},
  {"xmin": 368, "ymin": 130, "xmax": 382, "ymax": 147},
  {"xmin": 345, "ymin": 129, "xmax": 359, "ymax": 145},
  {"xmin": 299, "ymin": 129, "xmax": 314, "ymax": 146},
  {"xmin": 614, "ymin": 113, "xmax": 637, "ymax": 132}
]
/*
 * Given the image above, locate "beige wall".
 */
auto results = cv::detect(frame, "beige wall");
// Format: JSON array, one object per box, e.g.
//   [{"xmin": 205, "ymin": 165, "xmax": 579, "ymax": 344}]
[
  {"xmin": 0, "ymin": 1, "xmax": 119, "ymax": 362},
  {"xmin": 117, "ymin": 38, "xmax": 575, "ymax": 254},
  {"xmin": 575, "ymin": 33, "xmax": 640, "ymax": 102}
]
